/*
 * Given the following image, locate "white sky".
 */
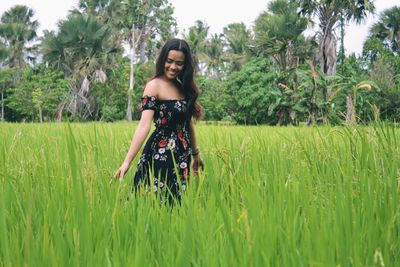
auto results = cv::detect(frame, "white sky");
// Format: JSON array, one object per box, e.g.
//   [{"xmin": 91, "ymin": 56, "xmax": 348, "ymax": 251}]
[{"xmin": 1, "ymin": 0, "xmax": 399, "ymax": 55}]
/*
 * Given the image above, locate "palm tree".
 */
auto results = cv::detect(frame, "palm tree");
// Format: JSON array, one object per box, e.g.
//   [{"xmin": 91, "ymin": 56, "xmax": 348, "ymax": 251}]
[
  {"xmin": 0, "ymin": 5, "xmax": 38, "ymax": 68},
  {"xmin": 76, "ymin": 0, "xmax": 118, "ymax": 19},
  {"xmin": 254, "ymin": 0, "xmax": 310, "ymax": 70},
  {"xmin": 183, "ymin": 20, "xmax": 209, "ymax": 73},
  {"xmin": 74, "ymin": 0, "xmax": 124, "ymax": 41},
  {"xmin": 223, "ymin": 22, "xmax": 250, "ymax": 72},
  {"xmin": 369, "ymin": 6, "xmax": 400, "ymax": 54},
  {"xmin": 41, "ymin": 13, "xmax": 121, "ymax": 120},
  {"xmin": 295, "ymin": 0, "xmax": 375, "ymax": 75},
  {"xmin": 204, "ymin": 33, "xmax": 225, "ymax": 77}
]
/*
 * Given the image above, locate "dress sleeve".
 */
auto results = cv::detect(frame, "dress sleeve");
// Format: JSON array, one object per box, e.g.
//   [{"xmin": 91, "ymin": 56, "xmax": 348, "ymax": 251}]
[{"xmin": 141, "ymin": 95, "xmax": 158, "ymax": 111}]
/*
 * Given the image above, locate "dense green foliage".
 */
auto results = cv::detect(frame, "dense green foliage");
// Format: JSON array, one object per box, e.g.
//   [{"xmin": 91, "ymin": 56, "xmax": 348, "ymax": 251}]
[
  {"xmin": 0, "ymin": 1, "xmax": 399, "ymax": 124},
  {"xmin": 226, "ymin": 58, "xmax": 280, "ymax": 124},
  {"xmin": 197, "ymin": 75, "xmax": 229, "ymax": 121},
  {"xmin": 1, "ymin": 123, "xmax": 399, "ymax": 266},
  {"xmin": 6, "ymin": 65, "xmax": 68, "ymax": 122}
]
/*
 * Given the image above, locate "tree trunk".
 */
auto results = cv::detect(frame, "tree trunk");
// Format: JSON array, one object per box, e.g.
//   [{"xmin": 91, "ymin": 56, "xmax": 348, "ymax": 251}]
[
  {"xmin": 320, "ymin": 30, "xmax": 337, "ymax": 75},
  {"xmin": 126, "ymin": 23, "xmax": 136, "ymax": 122},
  {"xmin": 39, "ymin": 107, "xmax": 43, "ymax": 123},
  {"xmin": 127, "ymin": 93, "xmax": 132, "ymax": 121},
  {"xmin": 277, "ymin": 110, "xmax": 287, "ymax": 126},
  {"xmin": 1, "ymin": 90, "xmax": 4, "ymax": 121},
  {"xmin": 319, "ymin": 12, "xmax": 338, "ymax": 76},
  {"xmin": 139, "ymin": 25, "xmax": 147, "ymax": 62},
  {"xmin": 337, "ymin": 16, "xmax": 345, "ymax": 65},
  {"xmin": 56, "ymin": 99, "xmax": 67, "ymax": 122},
  {"xmin": 306, "ymin": 113, "xmax": 317, "ymax": 126},
  {"xmin": 322, "ymin": 110, "xmax": 328, "ymax": 124},
  {"xmin": 346, "ymin": 95, "xmax": 356, "ymax": 125}
]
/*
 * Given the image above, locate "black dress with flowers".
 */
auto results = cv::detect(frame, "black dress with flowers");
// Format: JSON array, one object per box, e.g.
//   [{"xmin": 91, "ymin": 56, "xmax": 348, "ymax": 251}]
[{"xmin": 133, "ymin": 95, "xmax": 192, "ymax": 203}]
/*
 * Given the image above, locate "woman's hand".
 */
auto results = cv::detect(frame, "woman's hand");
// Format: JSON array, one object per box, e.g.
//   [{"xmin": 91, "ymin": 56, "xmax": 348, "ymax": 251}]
[
  {"xmin": 192, "ymin": 154, "xmax": 204, "ymax": 177},
  {"xmin": 111, "ymin": 162, "xmax": 130, "ymax": 185}
]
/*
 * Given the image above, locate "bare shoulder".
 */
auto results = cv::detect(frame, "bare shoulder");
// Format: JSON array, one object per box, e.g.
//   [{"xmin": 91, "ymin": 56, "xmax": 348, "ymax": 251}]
[{"xmin": 143, "ymin": 78, "xmax": 161, "ymax": 97}]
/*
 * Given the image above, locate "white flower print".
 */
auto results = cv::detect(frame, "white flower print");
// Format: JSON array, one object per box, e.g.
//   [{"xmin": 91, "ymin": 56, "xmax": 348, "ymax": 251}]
[
  {"xmin": 174, "ymin": 101, "xmax": 182, "ymax": 111},
  {"xmin": 180, "ymin": 162, "xmax": 187, "ymax": 169},
  {"xmin": 168, "ymin": 139, "xmax": 176, "ymax": 149},
  {"xmin": 138, "ymin": 154, "xmax": 146, "ymax": 164},
  {"xmin": 134, "ymin": 97, "xmax": 191, "ymax": 203}
]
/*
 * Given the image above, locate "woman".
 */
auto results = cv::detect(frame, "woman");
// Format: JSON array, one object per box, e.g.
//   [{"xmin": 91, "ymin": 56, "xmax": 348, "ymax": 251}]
[{"xmin": 113, "ymin": 38, "xmax": 204, "ymax": 204}]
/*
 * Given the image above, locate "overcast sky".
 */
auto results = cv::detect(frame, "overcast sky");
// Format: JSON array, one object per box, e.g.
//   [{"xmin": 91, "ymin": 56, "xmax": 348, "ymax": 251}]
[{"xmin": 1, "ymin": 0, "xmax": 399, "ymax": 55}]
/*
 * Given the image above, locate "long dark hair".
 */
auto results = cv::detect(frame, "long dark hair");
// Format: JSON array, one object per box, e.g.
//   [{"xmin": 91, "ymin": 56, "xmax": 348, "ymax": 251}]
[{"xmin": 154, "ymin": 38, "xmax": 203, "ymax": 120}]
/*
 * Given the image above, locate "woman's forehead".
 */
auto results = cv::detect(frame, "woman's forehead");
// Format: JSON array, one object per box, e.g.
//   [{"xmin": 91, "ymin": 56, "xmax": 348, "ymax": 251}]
[{"xmin": 167, "ymin": 50, "xmax": 185, "ymax": 61}]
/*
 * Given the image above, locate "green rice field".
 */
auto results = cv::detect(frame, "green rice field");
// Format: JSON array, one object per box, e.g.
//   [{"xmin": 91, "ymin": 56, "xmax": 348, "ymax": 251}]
[{"xmin": 0, "ymin": 122, "xmax": 399, "ymax": 266}]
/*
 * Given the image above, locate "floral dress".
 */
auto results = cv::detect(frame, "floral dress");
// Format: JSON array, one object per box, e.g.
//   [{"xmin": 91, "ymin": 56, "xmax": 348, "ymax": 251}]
[{"xmin": 133, "ymin": 95, "xmax": 192, "ymax": 204}]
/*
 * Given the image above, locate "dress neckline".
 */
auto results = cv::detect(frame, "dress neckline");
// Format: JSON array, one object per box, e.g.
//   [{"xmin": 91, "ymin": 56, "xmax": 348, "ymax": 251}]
[
  {"xmin": 143, "ymin": 95, "xmax": 186, "ymax": 102},
  {"xmin": 159, "ymin": 99, "xmax": 186, "ymax": 102}
]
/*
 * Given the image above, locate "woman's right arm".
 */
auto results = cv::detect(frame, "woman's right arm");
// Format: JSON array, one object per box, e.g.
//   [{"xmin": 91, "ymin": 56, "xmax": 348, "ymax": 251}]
[
  {"xmin": 113, "ymin": 110, "xmax": 154, "ymax": 182},
  {"xmin": 113, "ymin": 82, "xmax": 158, "ymax": 182}
]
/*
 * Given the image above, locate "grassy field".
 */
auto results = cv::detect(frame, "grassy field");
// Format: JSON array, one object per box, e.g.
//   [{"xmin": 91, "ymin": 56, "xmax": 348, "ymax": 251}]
[{"xmin": 0, "ymin": 122, "xmax": 399, "ymax": 266}]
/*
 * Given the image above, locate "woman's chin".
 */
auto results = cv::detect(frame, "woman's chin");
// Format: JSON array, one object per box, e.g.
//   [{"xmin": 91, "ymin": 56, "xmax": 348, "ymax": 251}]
[{"xmin": 165, "ymin": 73, "xmax": 177, "ymax": 80}]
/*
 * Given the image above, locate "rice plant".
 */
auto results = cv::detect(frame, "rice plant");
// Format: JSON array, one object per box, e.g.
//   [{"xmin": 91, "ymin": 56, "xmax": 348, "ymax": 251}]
[{"xmin": 0, "ymin": 122, "xmax": 399, "ymax": 266}]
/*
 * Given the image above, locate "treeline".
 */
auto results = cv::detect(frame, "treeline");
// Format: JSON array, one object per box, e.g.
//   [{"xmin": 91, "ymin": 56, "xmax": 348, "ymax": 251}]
[{"xmin": 0, "ymin": 0, "xmax": 399, "ymax": 125}]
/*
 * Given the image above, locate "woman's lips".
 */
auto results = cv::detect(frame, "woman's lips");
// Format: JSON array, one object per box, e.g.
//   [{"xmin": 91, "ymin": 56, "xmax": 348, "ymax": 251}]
[{"xmin": 168, "ymin": 70, "xmax": 177, "ymax": 76}]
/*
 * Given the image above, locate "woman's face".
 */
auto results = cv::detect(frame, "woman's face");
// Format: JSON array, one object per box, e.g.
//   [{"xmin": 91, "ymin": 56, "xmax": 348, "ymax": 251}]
[{"xmin": 164, "ymin": 50, "xmax": 185, "ymax": 80}]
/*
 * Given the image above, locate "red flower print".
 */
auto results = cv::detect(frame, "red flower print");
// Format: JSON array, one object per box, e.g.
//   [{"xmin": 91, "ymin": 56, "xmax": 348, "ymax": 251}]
[
  {"xmin": 159, "ymin": 139, "xmax": 167, "ymax": 147},
  {"xmin": 177, "ymin": 130, "xmax": 187, "ymax": 149},
  {"xmin": 161, "ymin": 117, "xmax": 167, "ymax": 125},
  {"xmin": 142, "ymin": 97, "xmax": 148, "ymax": 105},
  {"xmin": 181, "ymin": 139, "xmax": 187, "ymax": 149},
  {"xmin": 178, "ymin": 130, "xmax": 183, "ymax": 139}
]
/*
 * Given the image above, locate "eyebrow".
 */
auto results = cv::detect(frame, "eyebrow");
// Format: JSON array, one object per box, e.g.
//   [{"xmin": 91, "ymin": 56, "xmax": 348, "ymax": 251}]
[{"xmin": 167, "ymin": 58, "xmax": 184, "ymax": 63}]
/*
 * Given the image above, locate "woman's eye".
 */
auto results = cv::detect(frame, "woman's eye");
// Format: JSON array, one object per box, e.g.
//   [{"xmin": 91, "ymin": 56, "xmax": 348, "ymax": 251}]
[{"xmin": 167, "ymin": 59, "xmax": 184, "ymax": 66}]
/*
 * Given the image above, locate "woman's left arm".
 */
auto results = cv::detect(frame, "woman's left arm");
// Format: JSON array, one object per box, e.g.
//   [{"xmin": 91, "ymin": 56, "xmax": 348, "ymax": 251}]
[{"xmin": 189, "ymin": 119, "xmax": 204, "ymax": 176}]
